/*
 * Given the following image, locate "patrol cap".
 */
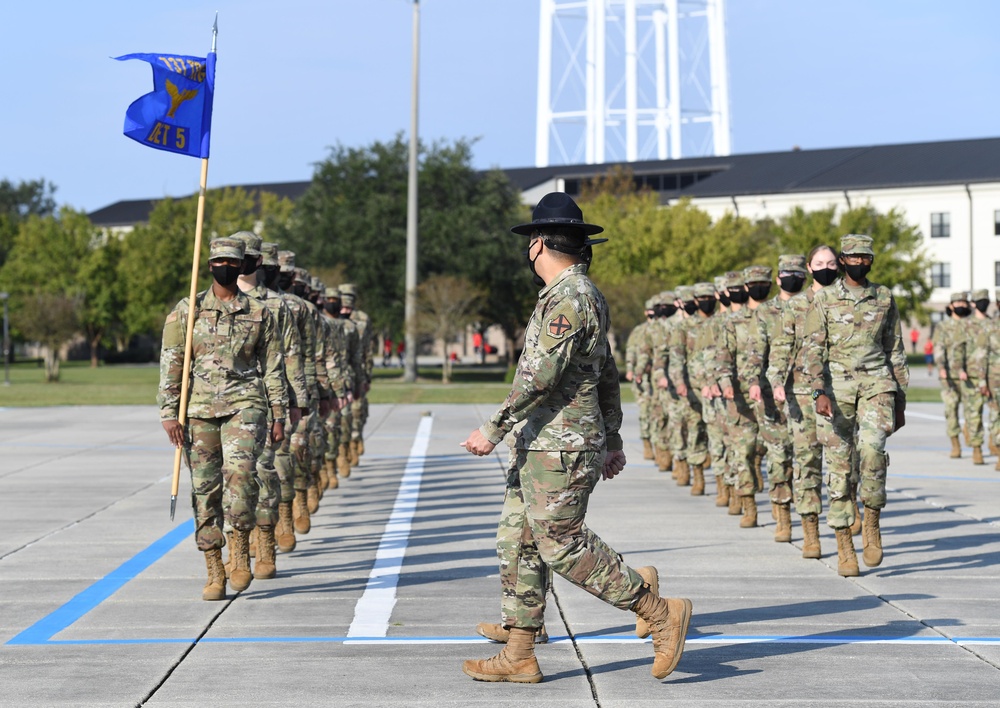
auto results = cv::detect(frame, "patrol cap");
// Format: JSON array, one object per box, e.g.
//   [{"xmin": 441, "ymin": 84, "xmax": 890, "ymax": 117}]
[
  {"xmin": 209, "ymin": 237, "xmax": 244, "ymax": 261},
  {"xmin": 278, "ymin": 250, "xmax": 296, "ymax": 272},
  {"xmin": 676, "ymin": 285, "xmax": 695, "ymax": 303},
  {"xmin": 294, "ymin": 267, "xmax": 310, "ymax": 285},
  {"xmin": 325, "ymin": 287, "xmax": 342, "ymax": 301},
  {"xmin": 260, "ymin": 242, "xmax": 279, "ymax": 267},
  {"xmin": 778, "ymin": 254, "xmax": 807, "ymax": 275},
  {"xmin": 644, "ymin": 298, "xmax": 656, "ymax": 311},
  {"xmin": 840, "ymin": 233, "xmax": 875, "ymax": 257},
  {"xmin": 743, "ymin": 265, "xmax": 772, "ymax": 284},
  {"xmin": 714, "ymin": 275, "xmax": 727, "ymax": 292},
  {"xmin": 693, "ymin": 282, "xmax": 716, "ymax": 298},
  {"xmin": 340, "ymin": 283, "xmax": 358, "ymax": 306},
  {"xmin": 310, "ymin": 277, "xmax": 324, "ymax": 294},
  {"xmin": 230, "ymin": 230, "xmax": 261, "ymax": 257},
  {"xmin": 659, "ymin": 290, "xmax": 676, "ymax": 303},
  {"xmin": 950, "ymin": 291, "xmax": 969, "ymax": 303},
  {"xmin": 971, "ymin": 288, "xmax": 989, "ymax": 301},
  {"xmin": 724, "ymin": 271, "xmax": 745, "ymax": 289}
]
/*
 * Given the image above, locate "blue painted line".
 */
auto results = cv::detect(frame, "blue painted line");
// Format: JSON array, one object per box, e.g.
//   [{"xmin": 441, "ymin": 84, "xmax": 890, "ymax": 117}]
[
  {"xmin": 24, "ymin": 634, "xmax": 1000, "ymax": 647},
  {"xmin": 6, "ymin": 520, "xmax": 194, "ymax": 646}
]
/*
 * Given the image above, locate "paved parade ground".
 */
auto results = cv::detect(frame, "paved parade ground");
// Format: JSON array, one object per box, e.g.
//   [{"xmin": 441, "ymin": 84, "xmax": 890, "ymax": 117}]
[{"xmin": 2, "ymin": 402, "xmax": 999, "ymax": 706}]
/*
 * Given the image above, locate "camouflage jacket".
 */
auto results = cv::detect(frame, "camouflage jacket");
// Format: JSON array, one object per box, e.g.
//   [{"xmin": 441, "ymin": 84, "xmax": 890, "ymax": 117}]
[
  {"xmin": 312, "ymin": 308, "xmax": 333, "ymax": 401},
  {"xmin": 965, "ymin": 315, "xmax": 990, "ymax": 381},
  {"xmin": 246, "ymin": 283, "xmax": 308, "ymax": 409},
  {"xmin": 687, "ymin": 314, "xmax": 722, "ymax": 391},
  {"xmin": 322, "ymin": 314, "xmax": 355, "ymax": 398},
  {"xmin": 933, "ymin": 317, "xmax": 953, "ymax": 370},
  {"xmin": 767, "ymin": 288, "xmax": 816, "ymax": 394},
  {"xmin": 986, "ymin": 319, "xmax": 1000, "ymax": 392},
  {"xmin": 624, "ymin": 321, "xmax": 649, "ymax": 377},
  {"xmin": 803, "ymin": 278, "xmax": 909, "ymax": 402},
  {"xmin": 754, "ymin": 297, "xmax": 785, "ymax": 393},
  {"xmin": 645, "ymin": 317, "xmax": 673, "ymax": 387},
  {"xmin": 349, "ymin": 309, "xmax": 374, "ymax": 381},
  {"xmin": 342, "ymin": 317, "xmax": 364, "ymax": 397},
  {"xmin": 158, "ymin": 288, "xmax": 287, "ymax": 421},
  {"xmin": 481, "ymin": 263, "xmax": 623, "ymax": 452},
  {"xmin": 713, "ymin": 307, "xmax": 764, "ymax": 393},
  {"xmin": 280, "ymin": 290, "xmax": 319, "ymax": 406},
  {"xmin": 944, "ymin": 316, "xmax": 969, "ymax": 377}
]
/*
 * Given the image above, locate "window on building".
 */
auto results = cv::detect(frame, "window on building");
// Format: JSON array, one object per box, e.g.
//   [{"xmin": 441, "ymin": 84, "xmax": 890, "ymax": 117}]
[
  {"xmin": 931, "ymin": 212, "xmax": 950, "ymax": 238},
  {"xmin": 994, "ymin": 210, "xmax": 1000, "ymax": 236},
  {"xmin": 995, "ymin": 261, "xmax": 1000, "ymax": 287},
  {"xmin": 930, "ymin": 262, "xmax": 950, "ymax": 288}
]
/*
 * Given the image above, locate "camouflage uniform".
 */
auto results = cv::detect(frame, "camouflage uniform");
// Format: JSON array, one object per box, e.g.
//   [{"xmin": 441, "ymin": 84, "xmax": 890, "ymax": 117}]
[
  {"xmin": 963, "ymin": 289, "xmax": 990, "ymax": 450},
  {"xmin": 480, "ymin": 263, "xmax": 643, "ymax": 629},
  {"xmin": 936, "ymin": 296, "xmax": 964, "ymax": 441},
  {"xmin": 158, "ymin": 237, "xmax": 287, "ymax": 551},
  {"xmin": 702, "ymin": 276, "xmax": 730, "ymax": 469},
  {"xmin": 341, "ymin": 284, "xmax": 373, "ymax": 446},
  {"xmin": 625, "ymin": 304, "xmax": 656, "ymax": 445},
  {"xmin": 714, "ymin": 271, "xmax": 763, "ymax": 499},
  {"xmin": 638, "ymin": 294, "xmax": 675, "ymax": 463},
  {"xmin": 336, "ymin": 286, "xmax": 365, "ymax": 470},
  {"xmin": 667, "ymin": 286, "xmax": 712, "ymax": 472},
  {"xmin": 990, "ymin": 289, "xmax": 1000, "ymax": 449},
  {"xmin": 322, "ymin": 287, "xmax": 356, "ymax": 471},
  {"xmin": 803, "ymin": 236, "xmax": 908, "ymax": 529}
]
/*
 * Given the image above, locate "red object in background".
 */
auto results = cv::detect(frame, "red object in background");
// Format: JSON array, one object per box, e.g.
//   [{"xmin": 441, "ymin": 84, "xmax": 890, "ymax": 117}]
[
  {"xmin": 396, "ymin": 342, "xmax": 404, "ymax": 354},
  {"xmin": 910, "ymin": 327, "xmax": 919, "ymax": 344},
  {"xmin": 924, "ymin": 340, "xmax": 934, "ymax": 355}
]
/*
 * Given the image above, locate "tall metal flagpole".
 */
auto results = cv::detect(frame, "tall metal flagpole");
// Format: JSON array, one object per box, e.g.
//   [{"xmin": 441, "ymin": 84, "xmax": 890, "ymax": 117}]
[
  {"xmin": 403, "ymin": 0, "xmax": 420, "ymax": 383},
  {"xmin": 170, "ymin": 15, "xmax": 217, "ymax": 520}
]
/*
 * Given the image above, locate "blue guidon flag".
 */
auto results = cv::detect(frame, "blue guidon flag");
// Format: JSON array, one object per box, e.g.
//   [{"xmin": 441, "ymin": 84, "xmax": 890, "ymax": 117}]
[{"xmin": 114, "ymin": 51, "xmax": 216, "ymax": 158}]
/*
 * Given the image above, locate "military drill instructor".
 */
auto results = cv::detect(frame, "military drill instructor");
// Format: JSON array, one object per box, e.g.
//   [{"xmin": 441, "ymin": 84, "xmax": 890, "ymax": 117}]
[{"xmin": 460, "ymin": 192, "xmax": 691, "ymax": 684}]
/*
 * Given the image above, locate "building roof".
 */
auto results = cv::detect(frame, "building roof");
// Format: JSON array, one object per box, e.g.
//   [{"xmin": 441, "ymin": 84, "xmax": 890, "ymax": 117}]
[{"xmin": 88, "ymin": 137, "xmax": 1000, "ymax": 227}]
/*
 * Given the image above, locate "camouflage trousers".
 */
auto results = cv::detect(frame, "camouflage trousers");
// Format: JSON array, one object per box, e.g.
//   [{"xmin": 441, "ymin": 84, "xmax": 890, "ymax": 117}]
[
  {"xmin": 702, "ymin": 395, "xmax": 726, "ymax": 468},
  {"xmin": 991, "ymin": 399, "xmax": 1000, "ymax": 448},
  {"xmin": 667, "ymin": 390, "xmax": 692, "ymax": 461},
  {"xmin": 648, "ymin": 385, "xmax": 672, "ymax": 453},
  {"xmin": 816, "ymin": 383, "xmax": 895, "ymax": 529},
  {"xmin": 497, "ymin": 448, "xmax": 644, "ymax": 629},
  {"xmin": 753, "ymin": 387, "xmax": 793, "ymax": 504},
  {"xmin": 274, "ymin": 415, "xmax": 301, "ymax": 502},
  {"xmin": 350, "ymin": 395, "xmax": 367, "ymax": 440},
  {"xmin": 255, "ymin": 439, "xmax": 280, "ymax": 526},
  {"xmin": 340, "ymin": 402, "xmax": 354, "ymax": 450},
  {"xmin": 308, "ymin": 407, "xmax": 326, "ymax": 481},
  {"xmin": 721, "ymin": 389, "xmax": 759, "ymax": 497},
  {"xmin": 636, "ymin": 384, "xmax": 654, "ymax": 441},
  {"xmin": 940, "ymin": 377, "xmax": 962, "ymax": 438},
  {"xmin": 324, "ymin": 406, "xmax": 342, "ymax": 462},
  {"xmin": 187, "ymin": 412, "xmax": 266, "ymax": 551},
  {"xmin": 680, "ymin": 389, "xmax": 708, "ymax": 467},
  {"xmin": 787, "ymin": 389, "xmax": 823, "ymax": 516},
  {"xmin": 961, "ymin": 379, "xmax": 986, "ymax": 447}
]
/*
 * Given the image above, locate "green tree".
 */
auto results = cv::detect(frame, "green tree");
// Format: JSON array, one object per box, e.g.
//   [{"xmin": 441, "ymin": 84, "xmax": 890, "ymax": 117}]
[
  {"xmin": 416, "ymin": 274, "xmax": 484, "ymax": 383},
  {"xmin": 281, "ymin": 135, "xmax": 532, "ymax": 361},
  {"xmin": 118, "ymin": 187, "xmax": 294, "ymax": 339},
  {"xmin": 13, "ymin": 293, "xmax": 80, "ymax": 381},
  {"xmin": 0, "ymin": 179, "xmax": 57, "ymax": 268}
]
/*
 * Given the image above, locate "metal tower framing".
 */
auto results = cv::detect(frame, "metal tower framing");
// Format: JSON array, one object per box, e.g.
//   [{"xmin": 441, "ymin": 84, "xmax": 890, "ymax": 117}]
[{"xmin": 536, "ymin": 0, "xmax": 731, "ymax": 167}]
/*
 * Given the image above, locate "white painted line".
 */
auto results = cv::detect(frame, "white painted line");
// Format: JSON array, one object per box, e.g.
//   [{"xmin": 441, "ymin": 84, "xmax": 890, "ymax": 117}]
[
  {"xmin": 905, "ymin": 411, "xmax": 946, "ymax": 421},
  {"xmin": 347, "ymin": 415, "xmax": 433, "ymax": 638}
]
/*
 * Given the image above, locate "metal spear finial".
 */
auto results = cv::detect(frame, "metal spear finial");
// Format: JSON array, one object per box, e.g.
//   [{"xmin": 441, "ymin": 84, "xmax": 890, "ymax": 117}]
[{"xmin": 211, "ymin": 12, "xmax": 218, "ymax": 52}]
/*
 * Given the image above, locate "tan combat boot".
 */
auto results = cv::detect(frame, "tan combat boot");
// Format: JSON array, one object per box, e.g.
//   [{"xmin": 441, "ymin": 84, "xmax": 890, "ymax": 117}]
[
  {"xmin": 326, "ymin": 460, "xmax": 339, "ymax": 489},
  {"xmin": 676, "ymin": 460, "xmax": 691, "ymax": 487},
  {"xmin": 754, "ymin": 453, "xmax": 765, "ymax": 491},
  {"xmin": 950, "ymin": 436, "xmax": 962, "ymax": 459},
  {"xmin": 229, "ymin": 528, "xmax": 253, "ymax": 592},
  {"xmin": 704, "ymin": 452, "xmax": 712, "ymax": 469},
  {"xmin": 850, "ymin": 503, "xmax": 863, "ymax": 536},
  {"xmin": 632, "ymin": 586, "xmax": 692, "ymax": 679},
  {"xmin": 862, "ymin": 507, "xmax": 883, "ymax": 567},
  {"xmin": 475, "ymin": 623, "xmax": 549, "ymax": 644},
  {"xmin": 276, "ymin": 502, "xmax": 296, "ymax": 552},
  {"xmin": 293, "ymin": 489, "xmax": 311, "ymax": 534},
  {"xmin": 990, "ymin": 439, "xmax": 999, "ymax": 457},
  {"xmin": 248, "ymin": 526, "xmax": 258, "ymax": 558},
  {"xmin": 317, "ymin": 462, "xmax": 329, "ymax": 496},
  {"xmin": 739, "ymin": 496, "xmax": 758, "ymax": 528},
  {"xmin": 358, "ymin": 437, "xmax": 365, "ymax": 457},
  {"xmin": 973, "ymin": 446, "xmax": 985, "ymax": 465},
  {"xmin": 223, "ymin": 531, "xmax": 235, "ymax": 578},
  {"xmin": 727, "ymin": 486, "xmax": 742, "ymax": 515},
  {"xmin": 963, "ymin": 422, "xmax": 971, "ymax": 446},
  {"xmin": 801, "ymin": 514, "xmax": 822, "ymax": 559},
  {"xmin": 307, "ymin": 482, "xmax": 320, "ymax": 514},
  {"xmin": 338, "ymin": 443, "xmax": 351, "ymax": 478},
  {"xmin": 635, "ymin": 566, "xmax": 660, "ymax": 639},
  {"xmin": 349, "ymin": 439, "xmax": 360, "ymax": 467},
  {"xmin": 642, "ymin": 439, "xmax": 654, "ymax": 460},
  {"xmin": 202, "ymin": 549, "xmax": 226, "ymax": 601},
  {"xmin": 774, "ymin": 503, "xmax": 792, "ymax": 542},
  {"xmin": 835, "ymin": 527, "xmax": 859, "ymax": 577},
  {"xmin": 254, "ymin": 526, "xmax": 277, "ymax": 579},
  {"xmin": 662, "ymin": 448, "xmax": 673, "ymax": 472},
  {"xmin": 690, "ymin": 465, "xmax": 705, "ymax": 496},
  {"xmin": 462, "ymin": 627, "xmax": 543, "ymax": 683},
  {"xmin": 715, "ymin": 477, "xmax": 729, "ymax": 507}
]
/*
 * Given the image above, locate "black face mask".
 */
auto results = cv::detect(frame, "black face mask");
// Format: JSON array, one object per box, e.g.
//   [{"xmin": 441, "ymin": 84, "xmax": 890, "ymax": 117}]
[
  {"xmin": 748, "ymin": 284, "xmax": 771, "ymax": 302},
  {"xmin": 324, "ymin": 302, "xmax": 340, "ymax": 316},
  {"xmin": 261, "ymin": 265, "xmax": 279, "ymax": 289},
  {"xmin": 697, "ymin": 299, "xmax": 716, "ymax": 315},
  {"xmin": 728, "ymin": 287, "xmax": 749, "ymax": 305},
  {"xmin": 278, "ymin": 271, "xmax": 294, "ymax": 290},
  {"xmin": 340, "ymin": 310, "xmax": 352, "ymax": 320},
  {"xmin": 525, "ymin": 242, "xmax": 545, "ymax": 288},
  {"xmin": 779, "ymin": 275, "xmax": 805, "ymax": 294},
  {"xmin": 683, "ymin": 301, "xmax": 698, "ymax": 316},
  {"xmin": 240, "ymin": 256, "xmax": 259, "ymax": 276},
  {"xmin": 843, "ymin": 262, "xmax": 871, "ymax": 282},
  {"xmin": 291, "ymin": 283, "xmax": 306, "ymax": 298},
  {"xmin": 812, "ymin": 267, "xmax": 839, "ymax": 287},
  {"xmin": 718, "ymin": 293, "xmax": 731, "ymax": 307},
  {"xmin": 663, "ymin": 304, "xmax": 678, "ymax": 318},
  {"xmin": 975, "ymin": 299, "xmax": 990, "ymax": 314},
  {"xmin": 952, "ymin": 306, "xmax": 972, "ymax": 318},
  {"xmin": 210, "ymin": 264, "xmax": 240, "ymax": 287}
]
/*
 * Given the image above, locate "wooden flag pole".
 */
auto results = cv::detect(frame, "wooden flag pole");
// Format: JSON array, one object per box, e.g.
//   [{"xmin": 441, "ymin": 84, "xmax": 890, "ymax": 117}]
[{"xmin": 170, "ymin": 156, "xmax": 210, "ymax": 520}]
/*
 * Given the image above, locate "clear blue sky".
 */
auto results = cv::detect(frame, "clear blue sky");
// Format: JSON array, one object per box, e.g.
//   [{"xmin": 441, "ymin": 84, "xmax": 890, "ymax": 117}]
[{"xmin": 2, "ymin": 1, "xmax": 999, "ymax": 212}]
